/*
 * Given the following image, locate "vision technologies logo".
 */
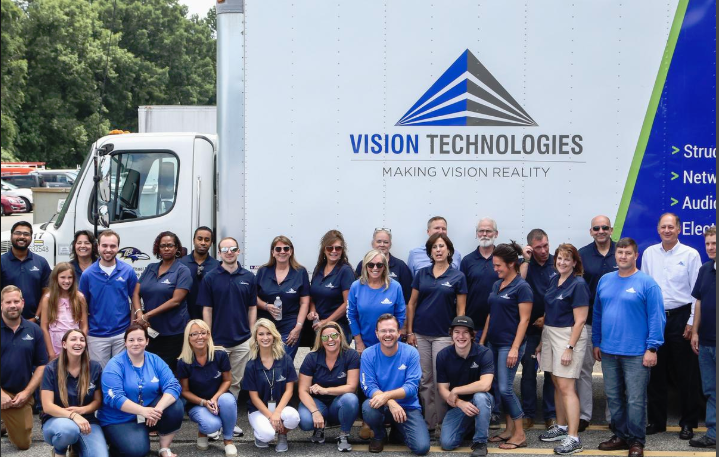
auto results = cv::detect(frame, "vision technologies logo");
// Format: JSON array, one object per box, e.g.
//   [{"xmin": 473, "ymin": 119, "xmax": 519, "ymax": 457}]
[{"xmin": 396, "ymin": 50, "xmax": 536, "ymax": 127}]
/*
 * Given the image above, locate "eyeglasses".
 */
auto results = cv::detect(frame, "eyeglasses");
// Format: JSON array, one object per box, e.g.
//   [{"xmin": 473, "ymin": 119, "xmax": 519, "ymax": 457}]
[
  {"xmin": 189, "ymin": 331, "xmax": 209, "ymax": 339},
  {"xmin": 320, "ymin": 332, "xmax": 340, "ymax": 342},
  {"xmin": 374, "ymin": 227, "xmax": 392, "ymax": 233},
  {"xmin": 12, "ymin": 231, "xmax": 31, "ymax": 237},
  {"xmin": 476, "ymin": 229, "xmax": 495, "ymax": 235},
  {"xmin": 274, "ymin": 246, "xmax": 291, "ymax": 253},
  {"xmin": 159, "ymin": 243, "xmax": 176, "ymax": 249},
  {"xmin": 366, "ymin": 262, "xmax": 384, "ymax": 269},
  {"xmin": 325, "ymin": 246, "xmax": 343, "ymax": 252},
  {"xmin": 220, "ymin": 246, "xmax": 240, "ymax": 253},
  {"xmin": 592, "ymin": 225, "xmax": 611, "ymax": 232}
]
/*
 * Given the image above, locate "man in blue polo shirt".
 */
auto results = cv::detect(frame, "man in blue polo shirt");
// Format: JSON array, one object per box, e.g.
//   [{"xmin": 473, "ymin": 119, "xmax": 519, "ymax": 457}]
[
  {"xmin": 79, "ymin": 230, "xmax": 137, "ymax": 368},
  {"xmin": 1, "ymin": 221, "xmax": 51, "ymax": 321},
  {"xmin": 199, "ymin": 237, "xmax": 257, "ymax": 399},
  {"xmin": 689, "ymin": 226, "xmax": 716, "ymax": 449},
  {"xmin": 437, "ymin": 316, "xmax": 494, "ymax": 457},
  {"xmin": 577, "ymin": 215, "xmax": 618, "ymax": 431},
  {"xmin": 519, "ymin": 228, "xmax": 556, "ymax": 429},
  {"xmin": 407, "ymin": 216, "xmax": 462, "ymax": 276},
  {"xmin": 593, "ymin": 237, "xmax": 665, "ymax": 457},
  {"xmin": 179, "ymin": 226, "xmax": 220, "ymax": 320},
  {"xmin": 1, "ymin": 285, "xmax": 48, "ymax": 450},
  {"xmin": 361, "ymin": 313, "xmax": 429, "ymax": 455}
]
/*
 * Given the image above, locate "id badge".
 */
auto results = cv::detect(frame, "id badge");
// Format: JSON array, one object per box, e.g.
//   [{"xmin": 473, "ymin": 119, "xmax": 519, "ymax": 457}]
[
  {"xmin": 147, "ymin": 327, "xmax": 160, "ymax": 339},
  {"xmin": 137, "ymin": 414, "xmax": 146, "ymax": 423},
  {"xmin": 268, "ymin": 401, "xmax": 277, "ymax": 413}
]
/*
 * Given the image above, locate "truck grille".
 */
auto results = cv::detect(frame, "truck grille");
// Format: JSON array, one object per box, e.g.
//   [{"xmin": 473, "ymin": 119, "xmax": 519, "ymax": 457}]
[{"xmin": 1, "ymin": 241, "xmax": 10, "ymax": 255}]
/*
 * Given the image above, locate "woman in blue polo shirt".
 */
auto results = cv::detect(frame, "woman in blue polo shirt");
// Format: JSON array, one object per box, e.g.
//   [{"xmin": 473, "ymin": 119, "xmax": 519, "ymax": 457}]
[
  {"xmin": 69, "ymin": 230, "xmax": 98, "ymax": 279},
  {"xmin": 98, "ymin": 324, "xmax": 183, "ymax": 457},
  {"xmin": 298, "ymin": 322, "xmax": 360, "ymax": 452},
  {"xmin": 536, "ymin": 244, "xmax": 589, "ymax": 454},
  {"xmin": 243, "ymin": 319, "xmax": 300, "ymax": 452},
  {"xmin": 40, "ymin": 329, "xmax": 107, "ymax": 457},
  {"xmin": 177, "ymin": 319, "xmax": 238, "ymax": 457},
  {"xmin": 406, "ymin": 233, "xmax": 467, "ymax": 434},
  {"xmin": 354, "ymin": 228, "xmax": 413, "ymax": 303},
  {"xmin": 347, "ymin": 249, "xmax": 406, "ymax": 354},
  {"xmin": 132, "ymin": 231, "xmax": 192, "ymax": 372},
  {"xmin": 256, "ymin": 236, "xmax": 311, "ymax": 360},
  {"xmin": 479, "ymin": 242, "xmax": 532, "ymax": 450},
  {"xmin": 308, "ymin": 230, "xmax": 355, "ymax": 343}
]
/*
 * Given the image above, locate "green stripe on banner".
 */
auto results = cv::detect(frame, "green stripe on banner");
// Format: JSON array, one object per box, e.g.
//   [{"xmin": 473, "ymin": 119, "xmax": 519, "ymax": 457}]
[{"xmin": 613, "ymin": 0, "xmax": 689, "ymax": 239}]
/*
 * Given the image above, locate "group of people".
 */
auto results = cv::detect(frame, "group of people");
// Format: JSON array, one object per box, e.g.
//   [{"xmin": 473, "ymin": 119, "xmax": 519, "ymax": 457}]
[{"xmin": 0, "ymin": 213, "xmax": 715, "ymax": 457}]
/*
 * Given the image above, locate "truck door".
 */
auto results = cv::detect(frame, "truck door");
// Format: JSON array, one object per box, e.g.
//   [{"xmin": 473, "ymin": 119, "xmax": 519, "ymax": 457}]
[{"xmin": 191, "ymin": 136, "xmax": 216, "ymax": 250}]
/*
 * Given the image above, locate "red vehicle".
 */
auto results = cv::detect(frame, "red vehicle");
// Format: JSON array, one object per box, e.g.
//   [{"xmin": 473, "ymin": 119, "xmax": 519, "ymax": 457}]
[{"xmin": 0, "ymin": 195, "xmax": 26, "ymax": 216}]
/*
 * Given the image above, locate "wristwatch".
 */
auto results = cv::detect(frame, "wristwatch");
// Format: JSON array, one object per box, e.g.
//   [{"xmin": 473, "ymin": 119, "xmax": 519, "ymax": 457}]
[
  {"xmin": 647, "ymin": 347, "xmax": 657, "ymax": 353},
  {"xmin": 566, "ymin": 344, "xmax": 574, "ymax": 350}
]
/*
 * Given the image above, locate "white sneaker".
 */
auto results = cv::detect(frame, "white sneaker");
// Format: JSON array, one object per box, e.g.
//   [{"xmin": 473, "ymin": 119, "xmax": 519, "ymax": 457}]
[
  {"xmin": 208, "ymin": 430, "xmax": 222, "ymax": 441},
  {"xmin": 197, "ymin": 436, "xmax": 209, "ymax": 450},
  {"xmin": 225, "ymin": 443, "xmax": 238, "ymax": 457},
  {"xmin": 233, "ymin": 425, "xmax": 244, "ymax": 437}
]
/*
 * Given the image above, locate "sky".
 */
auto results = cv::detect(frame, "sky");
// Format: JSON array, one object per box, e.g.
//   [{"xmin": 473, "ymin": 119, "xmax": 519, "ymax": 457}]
[{"xmin": 179, "ymin": 0, "xmax": 214, "ymax": 18}]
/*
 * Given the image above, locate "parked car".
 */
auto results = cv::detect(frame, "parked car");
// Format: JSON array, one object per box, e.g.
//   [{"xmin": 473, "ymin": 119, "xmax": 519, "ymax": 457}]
[
  {"xmin": 0, "ymin": 180, "xmax": 33, "ymax": 211},
  {"xmin": 0, "ymin": 174, "xmax": 46, "ymax": 189},
  {"xmin": 0, "ymin": 195, "xmax": 27, "ymax": 216},
  {"xmin": 30, "ymin": 169, "xmax": 77, "ymax": 187}
]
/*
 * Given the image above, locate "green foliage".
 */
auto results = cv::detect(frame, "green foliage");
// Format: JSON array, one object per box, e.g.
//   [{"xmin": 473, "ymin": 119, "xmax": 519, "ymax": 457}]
[{"xmin": 1, "ymin": 0, "xmax": 28, "ymax": 156}]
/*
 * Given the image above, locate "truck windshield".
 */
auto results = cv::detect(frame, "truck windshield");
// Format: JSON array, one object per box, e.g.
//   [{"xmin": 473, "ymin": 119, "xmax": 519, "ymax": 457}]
[{"xmin": 54, "ymin": 151, "xmax": 91, "ymax": 229}]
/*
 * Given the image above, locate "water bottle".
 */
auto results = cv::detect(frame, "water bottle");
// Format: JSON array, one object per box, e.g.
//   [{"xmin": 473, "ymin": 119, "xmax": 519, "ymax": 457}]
[{"xmin": 274, "ymin": 296, "xmax": 283, "ymax": 321}]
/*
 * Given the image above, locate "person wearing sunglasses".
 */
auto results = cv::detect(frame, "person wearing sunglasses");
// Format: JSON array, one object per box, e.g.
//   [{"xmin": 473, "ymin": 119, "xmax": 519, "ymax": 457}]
[
  {"xmin": 577, "ymin": 215, "xmax": 617, "ymax": 432},
  {"xmin": 308, "ymin": 230, "xmax": 355, "ymax": 343},
  {"xmin": 179, "ymin": 227, "xmax": 221, "ymax": 320},
  {"xmin": 355, "ymin": 228, "xmax": 413, "ymax": 304},
  {"xmin": 406, "ymin": 233, "xmax": 467, "ymax": 437},
  {"xmin": 298, "ymin": 322, "xmax": 360, "ymax": 452},
  {"xmin": 256, "ymin": 236, "xmax": 311, "ymax": 360},
  {"xmin": 132, "ymin": 231, "xmax": 191, "ymax": 372},
  {"xmin": 177, "ymin": 320, "xmax": 238, "ymax": 457}
]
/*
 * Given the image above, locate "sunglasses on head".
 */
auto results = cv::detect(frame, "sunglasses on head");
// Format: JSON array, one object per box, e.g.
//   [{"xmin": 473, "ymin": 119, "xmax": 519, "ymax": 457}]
[
  {"xmin": 196, "ymin": 265, "xmax": 205, "ymax": 278},
  {"xmin": 325, "ymin": 246, "xmax": 343, "ymax": 252},
  {"xmin": 374, "ymin": 227, "xmax": 392, "ymax": 233},
  {"xmin": 274, "ymin": 246, "xmax": 291, "ymax": 253},
  {"xmin": 592, "ymin": 225, "xmax": 611, "ymax": 231},
  {"xmin": 366, "ymin": 262, "xmax": 384, "ymax": 269},
  {"xmin": 320, "ymin": 332, "xmax": 340, "ymax": 342},
  {"xmin": 220, "ymin": 246, "xmax": 240, "ymax": 253}
]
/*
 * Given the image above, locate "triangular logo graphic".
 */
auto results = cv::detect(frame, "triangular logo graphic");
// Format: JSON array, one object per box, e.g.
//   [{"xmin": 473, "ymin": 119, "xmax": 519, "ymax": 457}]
[{"xmin": 397, "ymin": 50, "xmax": 537, "ymax": 127}]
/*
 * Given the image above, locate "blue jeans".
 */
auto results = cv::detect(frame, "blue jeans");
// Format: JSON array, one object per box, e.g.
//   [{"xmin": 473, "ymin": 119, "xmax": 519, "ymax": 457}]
[
  {"xmin": 440, "ymin": 392, "xmax": 493, "ymax": 449},
  {"xmin": 299, "ymin": 393, "xmax": 360, "ymax": 434},
  {"xmin": 489, "ymin": 342, "xmax": 526, "ymax": 420},
  {"xmin": 699, "ymin": 345, "xmax": 716, "ymax": 439},
  {"xmin": 103, "ymin": 395, "xmax": 184, "ymax": 456},
  {"xmin": 42, "ymin": 418, "xmax": 108, "ymax": 457},
  {"xmin": 601, "ymin": 352, "xmax": 650, "ymax": 445},
  {"xmin": 188, "ymin": 392, "xmax": 237, "ymax": 440},
  {"xmin": 362, "ymin": 399, "xmax": 430, "ymax": 456},
  {"xmin": 520, "ymin": 333, "xmax": 556, "ymax": 420}
]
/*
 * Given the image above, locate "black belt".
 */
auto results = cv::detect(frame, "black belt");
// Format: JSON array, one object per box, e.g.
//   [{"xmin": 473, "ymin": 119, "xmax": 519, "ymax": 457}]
[{"xmin": 665, "ymin": 303, "xmax": 691, "ymax": 317}]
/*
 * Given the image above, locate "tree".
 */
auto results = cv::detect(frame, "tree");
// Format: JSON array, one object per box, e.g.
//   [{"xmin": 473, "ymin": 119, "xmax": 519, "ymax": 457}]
[{"xmin": 1, "ymin": 0, "xmax": 28, "ymax": 157}]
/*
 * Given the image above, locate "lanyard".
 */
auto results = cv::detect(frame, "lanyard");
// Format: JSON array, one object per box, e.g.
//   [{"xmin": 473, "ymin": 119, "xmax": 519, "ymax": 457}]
[
  {"xmin": 262, "ymin": 366, "xmax": 276, "ymax": 402},
  {"xmin": 133, "ymin": 366, "xmax": 145, "ymax": 406}
]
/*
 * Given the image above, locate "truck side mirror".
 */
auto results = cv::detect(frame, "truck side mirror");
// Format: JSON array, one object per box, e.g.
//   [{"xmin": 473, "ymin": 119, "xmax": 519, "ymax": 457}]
[
  {"xmin": 98, "ymin": 205, "xmax": 110, "ymax": 228},
  {"xmin": 99, "ymin": 177, "xmax": 111, "ymax": 203}
]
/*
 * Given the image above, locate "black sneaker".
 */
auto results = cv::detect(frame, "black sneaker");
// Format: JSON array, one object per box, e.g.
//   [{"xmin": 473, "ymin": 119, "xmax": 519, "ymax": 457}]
[
  {"xmin": 311, "ymin": 428, "xmax": 325, "ymax": 444},
  {"xmin": 471, "ymin": 442, "xmax": 488, "ymax": 457},
  {"xmin": 689, "ymin": 435, "xmax": 717, "ymax": 448}
]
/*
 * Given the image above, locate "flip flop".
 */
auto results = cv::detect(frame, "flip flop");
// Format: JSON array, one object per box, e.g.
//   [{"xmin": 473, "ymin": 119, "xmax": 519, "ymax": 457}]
[
  {"xmin": 499, "ymin": 441, "xmax": 528, "ymax": 450},
  {"xmin": 488, "ymin": 434, "xmax": 511, "ymax": 443}
]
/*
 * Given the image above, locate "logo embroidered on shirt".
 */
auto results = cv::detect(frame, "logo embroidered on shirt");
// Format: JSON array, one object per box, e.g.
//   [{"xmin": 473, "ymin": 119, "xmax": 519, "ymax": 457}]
[
  {"xmin": 678, "ymin": 261, "xmax": 686, "ymax": 266},
  {"xmin": 89, "ymin": 382, "xmax": 96, "ymax": 390},
  {"xmin": 613, "ymin": 265, "xmax": 619, "ymax": 269},
  {"xmin": 151, "ymin": 376, "xmax": 159, "ymax": 383},
  {"xmin": 470, "ymin": 362, "xmax": 479, "ymax": 369},
  {"xmin": 389, "ymin": 272, "xmax": 397, "ymax": 278},
  {"xmin": 287, "ymin": 288, "xmax": 297, "ymax": 294},
  {"xmin": 161, "ymin": 279, "xmax": 172, "ymax": 284},
  {"xmin": 214, "ymin": 371, "xmax": 221, "ymax": 379},
  {"xmin": 381, "ymin": 298, "xmax": 393, "ymax": 305},
  {"xmin": 500, "ymin": 294, "xmax": 511, "ymax": 300},
  {"xmin": 108, "ymin": 388, "xmax": 115, "ymax": 398},
  {"xmin": 398, "ymin": 364, "xmax": 407, "ymax": 371},
  {"xmin": 441, "ymin": 282, "xmax": 453, "ymax": 287},
  {"xmin": 549, "ymin": 271, "xmax": 558, "ymax": 278},
  {"xmin": 116, "ymin": 276, "xmax": 126, "ymax": 282},
  {"xmin": 240, "ymin": 281, "xmax": 250, "ymax": 285},
  {"xmin": 325, "ymin": 283, "xmax": 336, "ymax": 289},
  {"xmin": 337, "ymin": 372, "xmax": 347, "ymax": 379},
  {"xmin": 557, "ymin": 294, "xmax": 565, "ymax": 300},
  {"xmin": 276, "ymin": 375, "xmax": 287, "ymax": 382},
  {"xmin": 625, "ymin": 287, "xmax": 637, "ymax": 294},
  {"xmin": 21, "ymin": 333, "xmax": 34, "ymax": 341},
  {"xmin": 30, "ymin": 266, "xmax": 40, "ymax": 272}
]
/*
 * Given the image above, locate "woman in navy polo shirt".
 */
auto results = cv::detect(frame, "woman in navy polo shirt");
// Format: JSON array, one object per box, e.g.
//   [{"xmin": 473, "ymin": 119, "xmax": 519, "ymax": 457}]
[
  {"xmin": 69, "ymin": 230, "xmax": 98, "ymax": 279},
  {"xmin": 298, "ymin": 321, "xmax": 360, "ymax": 452},
  {"xmin": 308, "ymin": 230, "xmax": 355, "ymax": 343},
  {"xmin": 243, "ymin": 319, "xmax": 300, "ymax": 452},
  {"xmin": 132, "ymin": 231, "xmax": 192, "ymax": 372},
  {"xmin": 177, "ymin": 319, "xmax": 238, "ymax": 457},
  {"xmin": 406, "ymin": 233, "xmax": 467, "ymax": 434},
  {"xmin": 479, "ymin": 242, "xmax": 532, "ymax": 450},
  {"xmin": 40, "ymin": 329, "xmax": 107, "ymax": 457},
  {"xmin": 256, "ymin": 236, "xmax": 311, "ymax": 360},
  {"xmin": 536, "ymin": 244, "xmax": 589, "ymax": 454},
  {"xmin": 354, "ymin": 228, "xmax": 413, "ymax": 303}
]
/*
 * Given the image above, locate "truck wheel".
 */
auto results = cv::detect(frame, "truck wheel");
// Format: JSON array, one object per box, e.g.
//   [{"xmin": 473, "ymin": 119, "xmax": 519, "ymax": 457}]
[{"xmin": 20, "ymin": 197, "xmax": 32, "ymax": 212}]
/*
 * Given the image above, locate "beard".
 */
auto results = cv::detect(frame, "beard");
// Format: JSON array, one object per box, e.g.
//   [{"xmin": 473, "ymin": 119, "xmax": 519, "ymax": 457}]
[
  {"xmin": 478, "ymin": 237, "xmax": 496, "ymax": 248},
  {"xmin": 11, "ymin": 240, "xmax": 28, "ymax": 251}
]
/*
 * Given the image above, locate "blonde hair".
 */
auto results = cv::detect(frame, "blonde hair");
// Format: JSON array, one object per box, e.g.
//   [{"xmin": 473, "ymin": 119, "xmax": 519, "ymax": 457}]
[
  {"xmin": 178, "ymin": 320, "xmax": 221, "ymax": 365},
  {"xmin": 249, "ymin": 318, "xmax": 285, "ymax": 360},
  {"xmin": 359, "ymin": 250, "xmax": 390, "ymax": 290},
  {"xmin": 311, "ymin": 321, "xmax": 351, "ymax": 352},
  {"xmin": 47, "ymin": 263, "xmax": 85, "ymax": 326}
]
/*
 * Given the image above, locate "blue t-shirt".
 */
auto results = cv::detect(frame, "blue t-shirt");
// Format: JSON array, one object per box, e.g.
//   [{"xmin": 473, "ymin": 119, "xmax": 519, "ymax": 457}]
[
  {"xmin": 79, "ymin": 260, "xmax": 138, "ymax": 338},
  {"xmin": 347, "ymin": 280, "xmax": 406, "ymax": 346},
  {"xmin": 256, "ymin": 265, "xmax": 311, "ymax": 334},
  {"xmin": 486, "ymin": 276, "xmax": 534, "ymax": 347},
  {"xmin": 411, "ymin": 266, "xmax": 468, "ymax": 337},
  {"xmin": 242, "ymin": 354, "xmax": 298, "ymax": 414},
  {"xmin": 355, "ymin": 255, "xmax": 413, "ymax": 303},
  {"xmin": 436, "ymin": 343, "xmax": 494, "ymax": 402},
  {"xmin": 408, "ymin": 246, "xmax": 462, "ymax": 277},
  {"xmin": 178, "ymin": 252, "xmax": 221, "ymax": 320},
  {"xmin": 176, "ymin": 349, "xmax": 231, "ymax": 405},
  {"xmin": 692, "ymin": 261, "xmax": 716, "ymax": 346},
  {"xmin": 41, "ymin": 359, "xmax": 102, "ymax": 425},
  {"xmin": 360, "ymin": 342, "xmax": 421, "ymax": 411},
  {"xmin": 460, "ymin": 250, "xmax": 499, "ymax": 331},
  {"xmin": 578, "ymin": 241, "xmax": 618, "ymax": 326},
  {"xmin": 197, "ymin": 264, "xmax": 257, "ymax": 347},
  {"xmin": 0, "ymin": 318, "xmax": 48, "ymax": 394},
  {"xmin": 525, "ymin": 255, "xmax": 557, "ymax": 335},
  {"xmin": 544, "ymin": 275, "xmax": 590, "ymax": 328},
  {"xmin": 138, "ymin": 261, "xmax": 192, "ymax": 336},
  {"xmin": 310, "ymin": 263, "xmax": 355, "ymax": 322},
  {"xmin": 1, "ymin": 250, "xmax": 52, "ymax": 318},
  {"xmin": 592, "ymin": 271, "xmax": 666, "ymax": 356},
  {"xmin": 98, "ymin": 351, "xmax": 181, "ymax": 426},
  {"xmin": 299, "ymin": 348, "xmax": 360, "ymax": 406}
]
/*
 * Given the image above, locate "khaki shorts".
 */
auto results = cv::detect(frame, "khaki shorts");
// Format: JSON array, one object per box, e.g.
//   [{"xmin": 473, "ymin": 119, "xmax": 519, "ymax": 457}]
[{"xmin": 540, "ymin": 325, "xmax": 587, "ymax": 379}]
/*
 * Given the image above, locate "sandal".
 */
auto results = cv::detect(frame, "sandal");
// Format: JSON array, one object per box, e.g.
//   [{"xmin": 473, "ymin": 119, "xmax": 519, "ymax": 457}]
[
  {"xmin": 499, "ymin": 441, "xmax": 527, "ymax": 450},
  {"xmin": 158, "ymin": 448, "xmax": 177, "ymax": 457},
  {"xmin": 488, "ymin": 434, "xmax": 511, "ymax": 443}
]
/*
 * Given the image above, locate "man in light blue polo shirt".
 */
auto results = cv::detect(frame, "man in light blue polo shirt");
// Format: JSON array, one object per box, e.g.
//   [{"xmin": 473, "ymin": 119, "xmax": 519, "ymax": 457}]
[
  {"xmin": 79, "ymin": 230, "xmax": 137, "ymax": 367},
  {"xmin": 407, "ymin": 216, "xmax": 462, "ymax": 276}
]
